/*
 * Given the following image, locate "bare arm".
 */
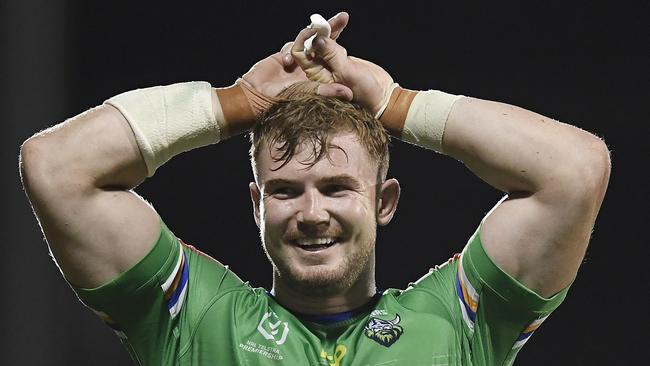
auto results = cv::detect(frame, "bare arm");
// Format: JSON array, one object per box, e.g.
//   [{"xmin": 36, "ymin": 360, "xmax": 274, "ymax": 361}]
[
  {"xmin": 443, "ymin": 98, "xmax": 610, "ymax": 296},
  {"xmin": 295, "ymin": 33, "xmax": 611, "ymax": 297},
  {"xmin": 19, "ymin": 14, "xmax": 353, "ymax": 291},
  {"xmin": 20, "ymin": 105, "xmax": 160, "ymax": 288}
]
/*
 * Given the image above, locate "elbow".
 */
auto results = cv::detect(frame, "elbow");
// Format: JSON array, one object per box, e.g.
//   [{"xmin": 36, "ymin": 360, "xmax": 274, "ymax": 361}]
[
  {"xmin": 556, "ymin": 134, "xmax": 611, "ymax": 206},
  {"xmin": 20, "ymin": 137, "xmax": 41, "ymax": 191},
  {"xmin": 538, "ymin": 133, "xmax": 611, "ymax": 206},
  {"xmin": 19, "ymin": 135, "xmax": 76, "ymax": 199},
  {"xmin": 19, "ymin": 136, "xmax": 51, "ymax": 196},
  {"xmin": 576, "ymin": 136, "xmax": 611, "ymax": 196}
]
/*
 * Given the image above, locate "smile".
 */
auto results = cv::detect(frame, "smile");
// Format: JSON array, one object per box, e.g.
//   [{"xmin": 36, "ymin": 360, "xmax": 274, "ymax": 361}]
[{"xmin": 291, "ymin": 237, "xmax": 340, "ymax": 252}]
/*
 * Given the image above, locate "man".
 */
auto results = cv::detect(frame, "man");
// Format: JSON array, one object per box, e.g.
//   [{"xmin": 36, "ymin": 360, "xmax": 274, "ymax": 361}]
[{"xmin": 19, "ymin": 12, "xmax": 610, "ymax": 365}]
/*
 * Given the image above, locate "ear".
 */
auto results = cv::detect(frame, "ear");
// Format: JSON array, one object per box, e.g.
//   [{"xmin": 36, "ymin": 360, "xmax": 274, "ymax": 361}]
[
  {"xmin": 249, "ymin": 182, "xmax": 261, "ymax": 228},
  {"xmin": 376, "ymin": 178, "xmax": 400, "ymax": 226}
]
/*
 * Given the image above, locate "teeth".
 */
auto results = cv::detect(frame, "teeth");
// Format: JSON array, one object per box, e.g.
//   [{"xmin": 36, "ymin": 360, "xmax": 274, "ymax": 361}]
[{"xmin": 296, "ymin": 237, "xmax": 336, "ymax": 246}]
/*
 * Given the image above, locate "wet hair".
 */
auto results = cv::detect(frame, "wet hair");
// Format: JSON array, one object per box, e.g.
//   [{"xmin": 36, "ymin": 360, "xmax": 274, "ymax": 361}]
[{"xmin": 249, "ymin": 84, "xmax": 390, "ymax": 184}]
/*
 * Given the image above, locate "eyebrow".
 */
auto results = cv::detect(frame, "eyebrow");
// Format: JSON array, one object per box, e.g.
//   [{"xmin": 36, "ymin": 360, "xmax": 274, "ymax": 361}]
[
  {"xmin": 263, "ymin": 174, "xmax": 363, "ymax": 190},
  {"xmin": 320, "ymin": 174, "xmax": 363, "ymax": 188}
]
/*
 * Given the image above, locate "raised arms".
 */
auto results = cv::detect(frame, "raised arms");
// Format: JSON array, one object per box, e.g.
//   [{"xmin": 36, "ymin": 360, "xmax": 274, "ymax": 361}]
[
  {"xmin": 291, "ymin": 28, "xmax": 611, "ymax": 297},
  {"xmin": 18, "ymin": 13, "xmax": 353, "ymax": 289}
]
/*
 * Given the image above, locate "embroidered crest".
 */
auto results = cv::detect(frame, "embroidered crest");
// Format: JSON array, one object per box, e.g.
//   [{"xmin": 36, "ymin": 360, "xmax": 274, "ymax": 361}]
[{"xmin": 364, "ymin": 313, "xmax": 404, "ymax": 347}]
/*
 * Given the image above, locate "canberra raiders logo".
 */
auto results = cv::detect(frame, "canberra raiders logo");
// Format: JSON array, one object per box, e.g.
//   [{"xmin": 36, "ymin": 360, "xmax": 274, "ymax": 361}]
[{"xmin": 364, "ymin": 313, "xmax": 404, "ymax": 347}]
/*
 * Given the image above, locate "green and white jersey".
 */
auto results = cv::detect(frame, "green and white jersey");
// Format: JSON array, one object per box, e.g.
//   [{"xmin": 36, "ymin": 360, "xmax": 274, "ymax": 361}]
[{"xmin": 73, "ymin": 220, "xmax": 570, "ymax": 365}]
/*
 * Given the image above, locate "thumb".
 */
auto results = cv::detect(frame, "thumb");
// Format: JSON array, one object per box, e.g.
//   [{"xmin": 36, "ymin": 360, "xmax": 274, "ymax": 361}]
[
  {"xmin": 311, "ymin": 36, "xmax": 350, "ymax": 76},
  {"xmin": 316, "ymin": 83, "xmax": 353, "ymax": 101}
]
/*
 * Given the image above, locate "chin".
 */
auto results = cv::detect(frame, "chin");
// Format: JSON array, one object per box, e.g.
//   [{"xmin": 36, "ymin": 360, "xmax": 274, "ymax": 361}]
[
  {"xmin": 299, "ymin": 265, "xmax": 348, "ymax": 288},
  {"xmin": 264, "ymin": 232, "xmax": 377, "ymax": 296},
  {"xmin": 276, "ymin": 257, "xmax": 366, "ymax": 296}
]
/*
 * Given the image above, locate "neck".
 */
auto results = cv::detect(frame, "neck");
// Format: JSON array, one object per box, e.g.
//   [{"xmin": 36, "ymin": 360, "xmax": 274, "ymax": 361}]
[{"xmin": 271, "ymin": 268, "xmax": 376, "ymax": 315}]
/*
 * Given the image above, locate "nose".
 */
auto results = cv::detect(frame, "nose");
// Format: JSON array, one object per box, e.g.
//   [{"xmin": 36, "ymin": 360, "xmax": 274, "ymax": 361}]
[{"xmin": 296, "ymin": 189, "xmax": 330, "ymax": 228}]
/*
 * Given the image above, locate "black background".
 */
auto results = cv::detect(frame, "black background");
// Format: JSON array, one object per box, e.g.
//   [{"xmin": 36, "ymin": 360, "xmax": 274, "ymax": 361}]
[{"xmin": 2, "ymin": 1, "xmax": 648, "ymax": 364}]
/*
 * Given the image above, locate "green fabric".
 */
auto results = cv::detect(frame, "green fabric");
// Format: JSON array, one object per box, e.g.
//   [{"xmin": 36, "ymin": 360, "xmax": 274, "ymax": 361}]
[{"xmin": 72, "ymin": 221, "xmax": 571, "ymax": 365}]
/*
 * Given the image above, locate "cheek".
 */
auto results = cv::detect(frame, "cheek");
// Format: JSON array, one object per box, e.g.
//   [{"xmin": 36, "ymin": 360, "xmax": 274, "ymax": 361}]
[
  {"xmin": 330, "ymin": 196, "xmax": 375, "ymax": 224},
  {"xmin": 260, "ymin": 200, "xmax": 294, "ymax": 231},
  {"xmin": 336, "ymin": 194, "xmax": 374, "ymax": 213}
]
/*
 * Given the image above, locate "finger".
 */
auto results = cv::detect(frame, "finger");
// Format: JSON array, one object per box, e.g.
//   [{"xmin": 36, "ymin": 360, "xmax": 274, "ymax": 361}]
[
  {"xmin": 291, "ymin": 27, "xmax": 319, "ymax": 55},
  {"xmin": 282, "ymin": 53, "xmax": 293, "ymax": 67},
  {"xmin": 311, "ymin": 36, "xmax": 349, "ymax": 74},
  {"xmin": 280, "ymin": 42, "xmax": 293, "ymax": 54},
  {"xmin": 316, "ymin": 83, "xmax": 353, "ymax": 101},
  {"xmin": 307, "ymin": 65, "xmax": 335, "ymax": 83},
  {"xmin": 280, "ymin": 42, "xmax": 294, "ymax": 67},
  {"xmin": 328, "ymin": 12, "xmax": 349, "ymax": 41}
]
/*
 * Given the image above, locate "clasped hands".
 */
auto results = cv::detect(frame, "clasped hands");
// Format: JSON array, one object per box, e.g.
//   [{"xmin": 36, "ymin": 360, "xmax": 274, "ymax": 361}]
[{"xmin": 241, "ymin": 12, "xmax": 394, "ymax": 118}]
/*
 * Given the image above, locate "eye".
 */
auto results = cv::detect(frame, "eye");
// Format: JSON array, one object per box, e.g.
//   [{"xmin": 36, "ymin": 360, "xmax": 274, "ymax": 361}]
[
  {"xmin": 271, "ymin": 187, "xmax": 299, "ymax": 198},
  {"xmin": 322, "ymin": 184, "xmax": 349, "ymax": 196}
]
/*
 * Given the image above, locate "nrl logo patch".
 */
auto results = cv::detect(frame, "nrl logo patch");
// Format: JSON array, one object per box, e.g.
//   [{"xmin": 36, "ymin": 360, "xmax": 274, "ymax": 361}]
[
  {"xmin": 364, "ymin": 313, "xmax": 404, "ymax": 347},
  {"xmin": 257, "ymin": 311, "xmax": 290, "ymax": 345}
]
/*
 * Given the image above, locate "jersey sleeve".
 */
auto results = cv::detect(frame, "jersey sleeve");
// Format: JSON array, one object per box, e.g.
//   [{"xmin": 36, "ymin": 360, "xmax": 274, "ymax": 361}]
[
  {"xmin": 456, "ymin": 225, "xmax": 571, "ymax": 364},
  {"xmin": 397, "ymin": 225, "xmax": 572, "ymax": 365},
  {"xmin": 71, "ymin": 219, "xmax": 248, "ymax": 365}
]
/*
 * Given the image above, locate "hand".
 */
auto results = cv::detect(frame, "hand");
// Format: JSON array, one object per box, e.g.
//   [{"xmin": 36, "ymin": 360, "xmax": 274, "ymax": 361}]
[
  {"xmin": 240, "ymin": 52, "xmax": 309, "ymax": 97},
  {"xmin": 219, "ymin": 15, "xmax": 354, "ymax": 138},
  {"xmin": 282, "ymin": 12, "xmax": 350, "ymax": 83},
  {"xmin": 289, "ymin": 24, "xmax": 394, "ymax": 115},
  {"xmin": 241, "ymin": 12, "xmax": 352, "ymax": 100}
]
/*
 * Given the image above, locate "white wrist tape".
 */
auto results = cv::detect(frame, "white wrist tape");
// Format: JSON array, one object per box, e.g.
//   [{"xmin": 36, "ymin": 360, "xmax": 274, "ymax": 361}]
[
  {"xmin": 105, "ymin": 81, "xmax": 222, "ymax": 177},
  {"xmin": 401, "ymin": 90, "xmax": 463, "ymax": 153}
]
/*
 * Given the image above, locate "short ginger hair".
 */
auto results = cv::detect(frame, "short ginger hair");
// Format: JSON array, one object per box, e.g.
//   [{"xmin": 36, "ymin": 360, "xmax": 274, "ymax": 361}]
[{"xmin": 249, "ymin": 86, "xmax": 390, "ymax": 184}]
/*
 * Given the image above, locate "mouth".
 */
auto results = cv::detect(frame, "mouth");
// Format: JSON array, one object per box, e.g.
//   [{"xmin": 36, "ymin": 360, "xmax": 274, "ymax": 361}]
[{"xmin": 290, "ymin": 237, "xmax": 341, "ymax": 252}]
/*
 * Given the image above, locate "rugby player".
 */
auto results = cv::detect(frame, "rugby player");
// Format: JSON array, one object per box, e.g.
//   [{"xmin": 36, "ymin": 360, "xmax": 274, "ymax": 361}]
[{"xmin": 20, "ymin": 12, "xmax": 610, "ymax": 365}]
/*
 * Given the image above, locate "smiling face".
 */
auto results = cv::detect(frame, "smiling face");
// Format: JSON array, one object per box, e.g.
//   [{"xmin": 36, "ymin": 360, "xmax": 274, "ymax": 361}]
[{"xmin": 250, "ymin": 132, "xmax": 399, "ymax": 296}]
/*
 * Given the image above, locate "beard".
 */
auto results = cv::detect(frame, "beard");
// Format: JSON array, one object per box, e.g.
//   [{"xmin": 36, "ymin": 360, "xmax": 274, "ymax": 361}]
[{"xmin": 263, "ymin": 228, "xmax": 376, "ymax": 297}]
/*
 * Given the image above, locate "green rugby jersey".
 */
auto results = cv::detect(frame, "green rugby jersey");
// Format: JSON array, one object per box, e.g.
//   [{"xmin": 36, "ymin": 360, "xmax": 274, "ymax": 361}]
[{"xmin": 73, "ymin": 220, "xmax": 570, "ymax": 365}]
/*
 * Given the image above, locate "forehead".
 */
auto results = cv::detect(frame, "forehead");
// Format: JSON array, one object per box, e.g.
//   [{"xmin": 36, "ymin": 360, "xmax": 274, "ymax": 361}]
[{"xmin": 256, "ymin": 133, "xmax": 377, "ymax": 185}]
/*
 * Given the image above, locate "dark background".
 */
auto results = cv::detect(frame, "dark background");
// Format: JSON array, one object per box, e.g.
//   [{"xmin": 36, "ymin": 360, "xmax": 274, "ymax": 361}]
[{"xmin": 2, "ymin": 1, "xmax": 648, "ymax": 364}]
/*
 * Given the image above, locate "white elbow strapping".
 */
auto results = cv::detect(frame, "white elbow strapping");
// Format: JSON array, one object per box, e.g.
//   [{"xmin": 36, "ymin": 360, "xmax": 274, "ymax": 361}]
[
  {"xmin": 401, "ymin": 91, "xmax": 463, "ymax": 153},
  {"xmin": 105, "ymin": 81, "xmax": 222, "ymax": 177}
]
